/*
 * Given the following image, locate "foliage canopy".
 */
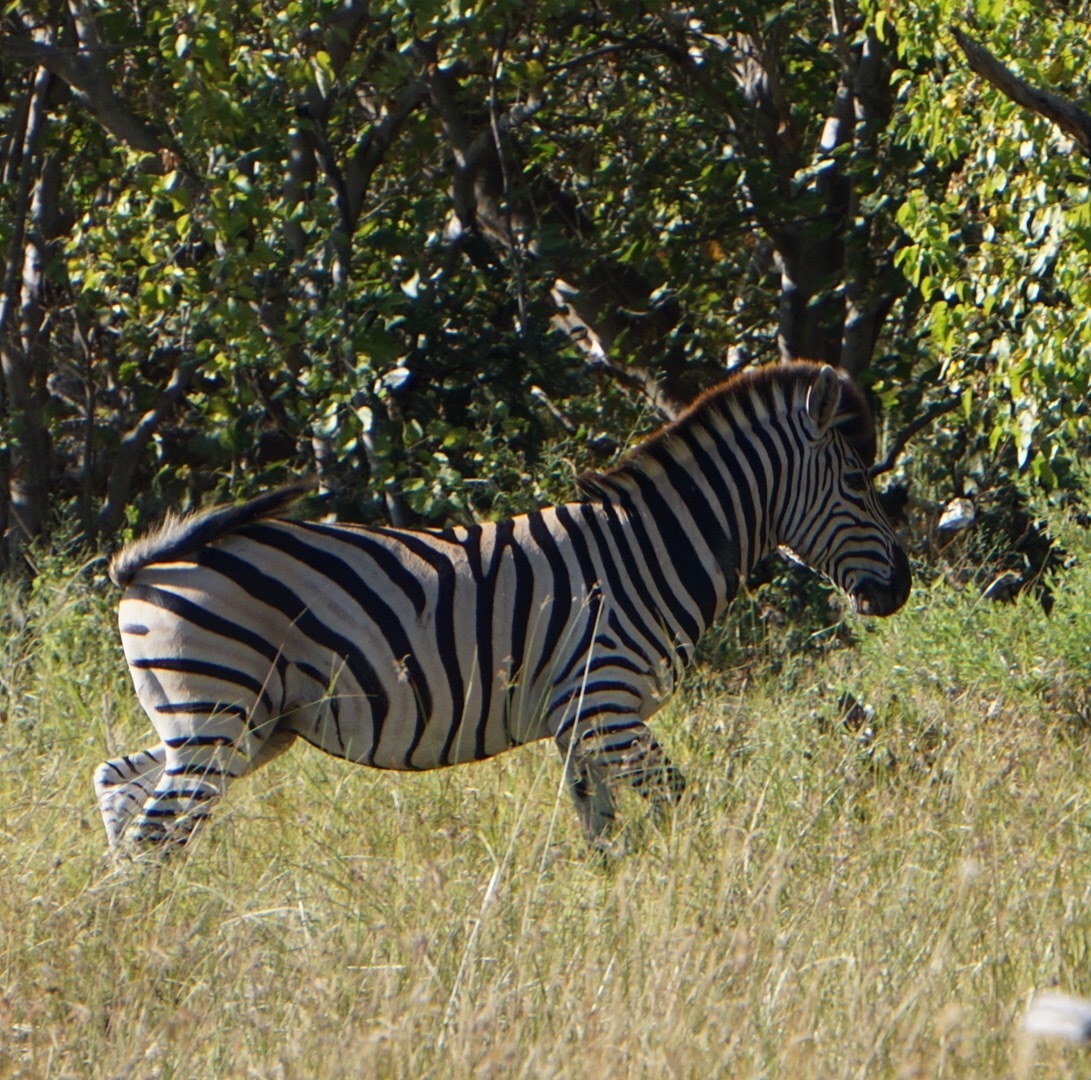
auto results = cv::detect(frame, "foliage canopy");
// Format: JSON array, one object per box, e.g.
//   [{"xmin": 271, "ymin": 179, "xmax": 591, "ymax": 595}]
[{"xmin": 1, "ymin": 1, "xmax": 1091, "ymax": 553}]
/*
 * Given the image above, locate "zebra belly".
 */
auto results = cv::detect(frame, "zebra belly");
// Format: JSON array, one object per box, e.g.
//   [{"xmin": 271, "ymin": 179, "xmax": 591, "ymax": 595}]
[
  {"xmin": 277, "ymin": 672, "xmax": 541, "ymax": 772},
  {"xmin": 272, "ymin": 618, "xmax": 539, "ymax": 770}
]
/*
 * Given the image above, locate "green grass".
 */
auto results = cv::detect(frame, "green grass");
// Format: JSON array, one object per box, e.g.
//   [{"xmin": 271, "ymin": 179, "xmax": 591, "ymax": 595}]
[{"xmin": 5, "ymin": 535, "xmax": 1091, "ymax": 1077}]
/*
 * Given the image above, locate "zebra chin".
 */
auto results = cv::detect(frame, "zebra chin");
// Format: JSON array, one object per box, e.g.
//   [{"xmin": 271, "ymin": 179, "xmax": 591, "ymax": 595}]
[{"xmin": 846, "ymin": 550, "xmax": 911, "ymax": 617}]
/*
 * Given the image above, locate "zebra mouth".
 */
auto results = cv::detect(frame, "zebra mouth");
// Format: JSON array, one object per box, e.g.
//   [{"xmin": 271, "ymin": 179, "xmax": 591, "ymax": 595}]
[
  {"xmin": 851, "ymin": 586, "xmax": 903, "ymax": 617},
  {"xmin": 852, "ymin": 589, "xmax": 893, "ymax": 616},
  {"xmin": 850, "ymin": 552, "xmax": 911, "ymax": 617}
]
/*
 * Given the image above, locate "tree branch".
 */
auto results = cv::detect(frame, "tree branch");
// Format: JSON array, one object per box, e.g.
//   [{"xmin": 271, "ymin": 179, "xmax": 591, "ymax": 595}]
[
  {"xmin": 0, "ymin": 65, "xmax": 52, "ymax": 551},
  {"xmin": 286, "ymin": 4, "xmax": 403, "ymax": 279},
  {"xmin": 1, "ymin": 8, "xmax": 192, "ymax": 179},
  {"xmin": 94, "ymin": 355, "xmax": 200, "ymax": 538},
  {"xmin": 0, "ymin": 67, "xmax": 50, "ymax": 357},
  {"xmin": 951, "ymin": 25, "xmax": 1091, "ymax": 156},
  {"xmin": 869, "ymin": 396, "xmax": 961, "ymax": 478},
  {"xmin": 343, "ymin": 78, "xmax": 430, "ymax": 228},
  {"xmin": 319, "ymin": 0, "xmax": 372, "ymax": 72}
]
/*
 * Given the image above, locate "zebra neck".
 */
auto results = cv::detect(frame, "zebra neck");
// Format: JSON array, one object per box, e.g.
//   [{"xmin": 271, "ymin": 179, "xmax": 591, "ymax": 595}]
[
  {"xmin": 584, "ymin": 462, "xmax": 743, "ymax": 643},
  {"xmin": 584, "ymin": 414, "xmax": 790, "ymax": 633}
]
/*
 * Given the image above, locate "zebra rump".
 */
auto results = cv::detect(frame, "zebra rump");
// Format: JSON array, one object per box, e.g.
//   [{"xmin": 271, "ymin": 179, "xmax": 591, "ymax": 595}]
[
  {"xmin": 96, "ymin": 360, "xmax": 910, "ymax": 850},
  {"xmin": 109, "ymin": 481, "xmax": 312, "ymax": 588}
]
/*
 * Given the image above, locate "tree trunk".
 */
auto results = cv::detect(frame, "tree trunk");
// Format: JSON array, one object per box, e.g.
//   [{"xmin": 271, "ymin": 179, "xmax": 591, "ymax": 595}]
[{"xmin": 0, "ymin": 66, "xmax": 54, "ymax": 555}]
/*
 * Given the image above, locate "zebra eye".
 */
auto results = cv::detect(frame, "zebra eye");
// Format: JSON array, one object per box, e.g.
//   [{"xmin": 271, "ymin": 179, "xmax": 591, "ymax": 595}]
[{"xmin": 843, "ymin": 470, "xmax": 868, "ymax": 494}]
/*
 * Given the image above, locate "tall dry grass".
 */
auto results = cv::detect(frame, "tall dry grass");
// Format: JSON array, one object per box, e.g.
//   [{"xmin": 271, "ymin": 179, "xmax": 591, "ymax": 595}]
[{"xmin": 4, "ymin": 527, "xmax": 1091, "ymax": 1077}]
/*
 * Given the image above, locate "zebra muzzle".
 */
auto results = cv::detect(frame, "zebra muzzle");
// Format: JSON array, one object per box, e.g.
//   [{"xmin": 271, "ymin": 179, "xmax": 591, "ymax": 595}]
[{"xmin": 850, "ymin": 549, "xmax": 911, "ymax": 617}]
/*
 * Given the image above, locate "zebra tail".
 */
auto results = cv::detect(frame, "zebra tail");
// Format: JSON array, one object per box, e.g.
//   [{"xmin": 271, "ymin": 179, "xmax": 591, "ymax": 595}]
[{"xmin": 108, "ymin": 480, "xmax": 314, "ymax": 588}]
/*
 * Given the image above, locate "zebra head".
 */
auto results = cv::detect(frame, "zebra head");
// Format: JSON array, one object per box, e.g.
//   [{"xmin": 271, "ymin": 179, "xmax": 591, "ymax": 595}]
[{"xmin": 777, "ymin": 364, "xmax": 911, "ymax": 617}]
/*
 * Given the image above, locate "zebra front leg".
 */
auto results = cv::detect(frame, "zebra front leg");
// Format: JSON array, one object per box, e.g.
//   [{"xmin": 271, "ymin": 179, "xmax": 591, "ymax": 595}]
[
  {"xmin": 561, "ymin": 752, "xmax": 618, "ymax": 845},
  {"xmin": 556, "ymin": 716, "xmax": 686, "ymax": 844},
  {"xmin": 623, "ymin": 738, "xmax": 687, "ymax": 823}
]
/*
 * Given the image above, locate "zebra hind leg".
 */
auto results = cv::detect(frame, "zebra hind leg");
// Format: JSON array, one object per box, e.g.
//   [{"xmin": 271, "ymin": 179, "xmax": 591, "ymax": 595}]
[
  {"xmin": 94, "ymin": 745, "xmax": 167, "ymax": 849},
  {"xmin": 128, "ymin": 729, "xmax": 298, "ymax": 847},
  {"xmin": 127, "ymin": 738, "xmax": 241, "ymax": 847}
]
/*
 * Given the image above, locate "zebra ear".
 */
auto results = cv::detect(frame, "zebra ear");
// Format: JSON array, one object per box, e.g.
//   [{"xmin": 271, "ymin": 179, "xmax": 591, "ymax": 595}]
[{"xmin": 806, "ymin": 365, "xmax": 842, "ymax": 435}]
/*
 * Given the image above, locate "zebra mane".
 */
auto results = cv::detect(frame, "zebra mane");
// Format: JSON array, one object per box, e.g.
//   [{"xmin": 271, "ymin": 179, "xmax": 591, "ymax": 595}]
[
  {"xmin": 577, "ymin": 360, "xmax": 877, "ymax": 500},
  {"xmin": 109, "ymin": 481, "xmax": 313, "ymax": 588}
]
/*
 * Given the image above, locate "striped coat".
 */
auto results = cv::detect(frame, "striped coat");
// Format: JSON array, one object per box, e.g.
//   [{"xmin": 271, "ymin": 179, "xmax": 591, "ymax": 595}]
[{"xmin": 96, "ymin": 361, "xmax": 910, "ymax": 848}]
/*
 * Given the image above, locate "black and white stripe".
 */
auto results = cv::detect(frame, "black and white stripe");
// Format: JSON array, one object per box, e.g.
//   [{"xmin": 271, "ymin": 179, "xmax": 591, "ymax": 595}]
[{"xmin": 96, "ymin": 361, "xmax": 911, "ymax": 848}]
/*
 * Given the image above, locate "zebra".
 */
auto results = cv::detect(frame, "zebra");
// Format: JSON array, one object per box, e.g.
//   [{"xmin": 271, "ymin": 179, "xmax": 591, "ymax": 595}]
[{"xmin": 95, "ymin": 360, "xmax": 911, "ymax": 849}]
